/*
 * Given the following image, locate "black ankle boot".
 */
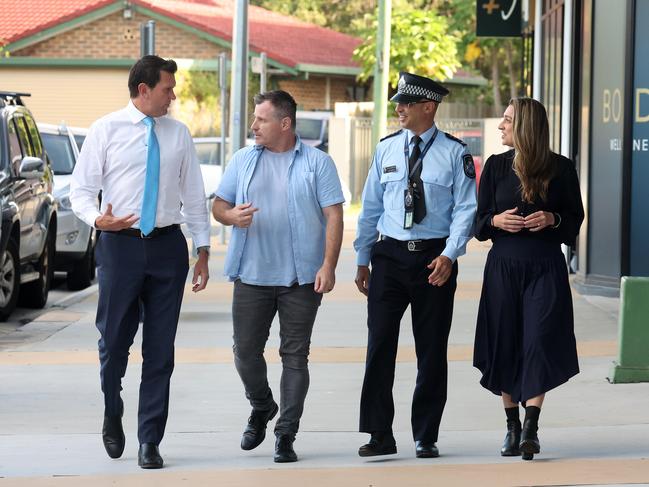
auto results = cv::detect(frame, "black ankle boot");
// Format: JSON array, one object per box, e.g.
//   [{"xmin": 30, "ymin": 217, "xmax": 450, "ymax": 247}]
[
  {"xmin": 501, "ymin": 419, "xmax": 521, "ymax": 456},
  {"xmin": 519, "ymin": 406, "xmax": 541, "ymax": 460}
]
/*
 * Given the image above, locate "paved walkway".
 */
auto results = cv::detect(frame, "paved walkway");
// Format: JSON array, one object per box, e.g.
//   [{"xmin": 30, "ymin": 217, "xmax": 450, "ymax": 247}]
[{"xmin": 1, "ymin": 216, "xmax": 648, "ymax": 486}]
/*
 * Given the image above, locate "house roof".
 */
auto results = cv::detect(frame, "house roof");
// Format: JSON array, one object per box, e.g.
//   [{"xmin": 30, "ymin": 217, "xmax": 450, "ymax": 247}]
[
  {"xmin": 0, "ymin": 0, "xmax": 114, "ymax": 46},
  {"xmin": 0, "ymin": 0, "xmax": 362, "ymax": 72}
]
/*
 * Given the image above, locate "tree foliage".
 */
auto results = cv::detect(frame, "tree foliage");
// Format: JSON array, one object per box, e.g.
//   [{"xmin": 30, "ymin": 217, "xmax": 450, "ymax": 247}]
[
  {"xmin": 353, "ymin": 1, "xmax": 461, "ymax": 87},
  {"xmin": 250, "ymin": 0, "xmax": 376, "ymax": 36},
  {"xmin": 435, "ymin": 0, "xmax": 524, "ymax": 115}
]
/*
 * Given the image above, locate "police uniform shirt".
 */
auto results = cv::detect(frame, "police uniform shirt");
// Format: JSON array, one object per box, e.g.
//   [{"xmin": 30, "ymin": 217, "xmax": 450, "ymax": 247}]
[{"xmin": 354, "ymin": 124, "xmax": 477, "ymax": 266}]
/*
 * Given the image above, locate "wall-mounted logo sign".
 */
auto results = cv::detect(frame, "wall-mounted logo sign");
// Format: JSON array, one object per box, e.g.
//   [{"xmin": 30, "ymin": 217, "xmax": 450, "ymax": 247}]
[{"xmin": 476, "ymin": 0, "xmax": 522, "ymax": 37}]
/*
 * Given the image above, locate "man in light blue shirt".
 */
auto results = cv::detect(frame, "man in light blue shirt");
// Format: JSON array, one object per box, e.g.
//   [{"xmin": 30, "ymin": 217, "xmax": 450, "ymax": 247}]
[
  {"xmin": 213, "ymin": 90, "xmax": 344, "ymax": 463},
  {"xmin": 354, "ymin": 72, "xmax": 477, "ymax": 459}
]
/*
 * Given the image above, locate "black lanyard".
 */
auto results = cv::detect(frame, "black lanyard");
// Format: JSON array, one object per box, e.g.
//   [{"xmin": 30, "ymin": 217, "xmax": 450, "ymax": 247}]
[{"xmin": 403, "ymin": 128, "xmax": 438, "ymax": 180}]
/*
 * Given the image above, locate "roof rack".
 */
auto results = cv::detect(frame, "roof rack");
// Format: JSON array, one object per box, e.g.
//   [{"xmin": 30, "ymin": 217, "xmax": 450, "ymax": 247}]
[{"xmin": 0, "ymin": 91, "xmax": 31, "ymax": 108}]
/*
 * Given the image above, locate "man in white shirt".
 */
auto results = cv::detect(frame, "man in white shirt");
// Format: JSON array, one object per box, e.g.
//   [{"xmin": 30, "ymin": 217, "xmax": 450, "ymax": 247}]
[{"xmin": 70, "ymin": 55, "xmax": 210, "ymax": 469}]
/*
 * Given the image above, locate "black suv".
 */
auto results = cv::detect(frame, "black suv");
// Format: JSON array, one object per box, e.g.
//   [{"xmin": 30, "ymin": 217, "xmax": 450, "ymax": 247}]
[{"xmin": 0, "ymin": 92, "xmax": 57, "ymax": 320}]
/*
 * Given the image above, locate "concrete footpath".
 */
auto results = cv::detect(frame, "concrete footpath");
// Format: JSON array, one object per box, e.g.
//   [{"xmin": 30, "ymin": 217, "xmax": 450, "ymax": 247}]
[{"xmin": 1, "ymin": 215, "xmax": 648, "ymax": 486}]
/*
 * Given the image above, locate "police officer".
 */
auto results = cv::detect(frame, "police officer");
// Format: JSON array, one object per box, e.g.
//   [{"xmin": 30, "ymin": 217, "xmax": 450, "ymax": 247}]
[{"xmin": 354, "ymin": 72, "xmax": 477, "ymax": 459}]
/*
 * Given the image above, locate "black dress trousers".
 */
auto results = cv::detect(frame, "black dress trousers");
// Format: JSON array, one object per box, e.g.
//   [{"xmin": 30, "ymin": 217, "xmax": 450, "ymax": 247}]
[
  {"xmin": 359, "ymin": 238, "xmax": 457, "ymax": 442},
  {"xmin": 94, "ymin": 228, "xmax": 189, "ymax": 445}
]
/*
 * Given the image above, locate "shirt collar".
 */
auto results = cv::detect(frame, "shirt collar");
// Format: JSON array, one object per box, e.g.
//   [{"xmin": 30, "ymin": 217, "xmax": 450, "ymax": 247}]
[
  {"xmin": 127, "ymin": 100, "xmax": 152, "ymax": 125},
  {"xmin": 254, "ymin": 134, "xmax": 303, "ymax": 153},
  {"xmin": 407, "ymin": 123, "xmax": 437, "ymax": 146}
]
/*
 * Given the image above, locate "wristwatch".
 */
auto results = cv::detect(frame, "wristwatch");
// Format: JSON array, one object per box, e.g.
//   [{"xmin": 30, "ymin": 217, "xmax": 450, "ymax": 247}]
[
  {"xmin": 197, "ymin": 246, "xmax": 210, "ymax": 256},
  {"xmin": 552, "ymin": 213, "xmax": 562, "ymax": 229}
]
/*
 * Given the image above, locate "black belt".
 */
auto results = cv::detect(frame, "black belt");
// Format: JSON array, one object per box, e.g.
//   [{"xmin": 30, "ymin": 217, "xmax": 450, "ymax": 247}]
[
  {"xmin": 380, "ymin": 235, "xmax": 446, "ymax": 252},
  {"xmin": 110, "ymin": 224, "xmax": 180, "ymax": 239}
]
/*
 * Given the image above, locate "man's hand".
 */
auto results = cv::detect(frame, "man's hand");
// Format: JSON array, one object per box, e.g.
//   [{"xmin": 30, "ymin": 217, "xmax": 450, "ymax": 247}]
[
  {"xmin": 314, "ymin": 264, "xmax": 335, "ymax": 294},
  {"xmin": 94, "ymin": 203, "xmax": 139, "ymax": 231},
  {"xmin": 192, "ymin": 251, "xmax": 209, "ymax": 292},
  {"xmin": 355, "ymin": 265, "xmax": 370, "ymax": 296},
  {"xmin": 427, "ymin": 255, "xmax": 452, "ymax": 286},
  {"xmin": 524, "ymin": 210, "xmax": 555, "ymax": 232},
  {"xmin": 492, "ymin": 207, "xmax": 525, "ymax": 233},
  {"xmin": 227, "ymin": 202, "xmax": 259, "ymax": 228}
]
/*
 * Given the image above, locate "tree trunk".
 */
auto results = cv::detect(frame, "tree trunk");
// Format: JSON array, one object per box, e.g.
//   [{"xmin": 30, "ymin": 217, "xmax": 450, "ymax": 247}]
[
  {"xmin": 491, "ymin": 48, "xmax": 502, "ymax": 116},
  {"xmin": 505, "ymin": 39, "xmax": 518, "ymax": 100}
]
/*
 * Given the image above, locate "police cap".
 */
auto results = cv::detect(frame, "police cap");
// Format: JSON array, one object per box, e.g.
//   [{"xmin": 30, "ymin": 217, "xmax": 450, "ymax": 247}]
[{"xmin": 390, "ymin": 72, "xmax": 449, "ymax": 104}]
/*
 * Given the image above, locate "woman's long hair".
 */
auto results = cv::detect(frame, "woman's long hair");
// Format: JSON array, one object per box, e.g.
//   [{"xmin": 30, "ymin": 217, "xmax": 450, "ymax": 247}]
[{"xmin": 510, "ymin": 97, "xmax": 555, "ymax": 203}]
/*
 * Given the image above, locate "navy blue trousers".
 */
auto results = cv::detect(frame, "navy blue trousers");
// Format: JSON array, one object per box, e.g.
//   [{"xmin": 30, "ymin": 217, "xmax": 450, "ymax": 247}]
[
  {"xmin": 359, "ymin": 238, "xmax": 458, "ymax": 442},
  {"xmin": 95, "ymin": 228, "xmax": 189, "ymax": 445}
]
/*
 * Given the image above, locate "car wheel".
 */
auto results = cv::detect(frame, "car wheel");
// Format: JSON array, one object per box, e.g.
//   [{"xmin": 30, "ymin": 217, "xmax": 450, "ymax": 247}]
[
  {"xmin": 67, "ymin": 236, "xmax": 94, "ymax": 290},
  {"xmin": 0, "ymin": 240, "xmax": 20, "ymax": 321},
  {"xmin": 19, "ymin": 230, "xmax": 54, "ymax": 309}
]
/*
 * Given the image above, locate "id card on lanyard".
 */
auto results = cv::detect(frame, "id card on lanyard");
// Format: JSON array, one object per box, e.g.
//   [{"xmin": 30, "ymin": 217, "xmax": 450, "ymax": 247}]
[{"xmin": 403, "ymin": 129, "xmax": 438, "ymax": 229}]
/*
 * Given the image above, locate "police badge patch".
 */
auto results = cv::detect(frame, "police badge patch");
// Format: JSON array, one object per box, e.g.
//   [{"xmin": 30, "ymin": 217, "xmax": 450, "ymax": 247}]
[{"xmin": 463, "ymin": 154, "xmax": 476, "ymax": 179}]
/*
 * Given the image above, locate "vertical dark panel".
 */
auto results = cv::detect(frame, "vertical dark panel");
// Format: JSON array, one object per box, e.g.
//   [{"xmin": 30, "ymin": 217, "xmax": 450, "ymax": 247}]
[
  {"xmin": 576, "ymin": 0, "xmax": 593, "ymax": 283},
  {"xmin": 630, "ymin": 0, "xmax": 648, "ymax": 275},
  {"xmin": 555, "ymin": 3, "xmax": 564, "ymax": 153},
  {"xmin": 540, "ymin": 1, "xmax": 565, "ymax": 153},
  {"xmin": 588, "ymin": 0, "xmax": 628, "ymax": 279}
]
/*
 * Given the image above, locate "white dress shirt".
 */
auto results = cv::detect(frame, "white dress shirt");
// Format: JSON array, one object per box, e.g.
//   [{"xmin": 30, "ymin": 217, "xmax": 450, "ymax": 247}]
[{"xmin": 70, "ymin": 101, "xmax": 210, "ymax": 248}]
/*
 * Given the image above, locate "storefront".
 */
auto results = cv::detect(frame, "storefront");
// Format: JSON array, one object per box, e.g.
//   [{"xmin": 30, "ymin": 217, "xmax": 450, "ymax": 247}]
[{"xmin": 531, "ymin": 0, "xmax": 649, "ymax": 294}]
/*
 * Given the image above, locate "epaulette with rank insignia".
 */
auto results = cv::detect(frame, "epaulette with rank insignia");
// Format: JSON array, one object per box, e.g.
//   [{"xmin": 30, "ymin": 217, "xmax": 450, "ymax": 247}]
[
  {"xmin": 380, "ymin": 129, "xmax": 403, "ymax": 142},
  {"xmin": 444, "ymin": 132, "xmax": 467, "ymax": 146}
]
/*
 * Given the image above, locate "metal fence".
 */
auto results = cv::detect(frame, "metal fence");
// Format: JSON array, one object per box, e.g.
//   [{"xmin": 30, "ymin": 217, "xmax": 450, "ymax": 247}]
[{"xmin": 348, "ymin": 118, "xmax": 485, "ymax": 202}]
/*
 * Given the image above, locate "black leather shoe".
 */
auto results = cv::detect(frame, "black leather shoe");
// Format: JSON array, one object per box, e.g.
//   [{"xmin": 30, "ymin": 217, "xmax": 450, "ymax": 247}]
[
  {"xmin": 274, "ymin": 435, "xmax": 298, "ymax": 463},
  {"xmin": 102, "ymin": 415, "xmax": 125, "ymax": 459},
  {"xmin": 501, "ymin": 420, "xmax": 522, "ymax": 456},
  {"xmin": 519, "ymin": 419, "xmax": 540, "ymax": 460},
  {"xmin": 415, "ymin": 441, "xmax": 439, "ymax": 458},
  {"xmin": 138, "ymin": 443, "xmax": 163, "ymax": 469},
  {"xmin": 241, "ymin": 402, "xmax": 279, "ymax": 451},
  {"xmin": 358, "ymin": 432, "xmax": 397, "ymax": 457}
]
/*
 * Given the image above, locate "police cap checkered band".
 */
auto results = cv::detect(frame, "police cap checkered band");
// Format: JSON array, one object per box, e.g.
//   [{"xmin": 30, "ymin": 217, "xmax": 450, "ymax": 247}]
[
  {"xmin": 390, "ymin": 72, "xmax": 449, "ymax": 104},
  {"xmin": 398, "ymin": 78, "xmax": 443, "ymax": 102}
]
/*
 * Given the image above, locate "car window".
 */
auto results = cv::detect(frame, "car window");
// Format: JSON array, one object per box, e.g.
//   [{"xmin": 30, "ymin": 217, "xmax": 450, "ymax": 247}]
[
  {"xmin": 0, "ymin": 121, "xmax": 4, "ymax": 169},
  {"xmin": 42, "ymin": 133, "xmax": 76, "ymax": 175},
  {"xmin": 194, "ymin": 142, "xmax": 221, "ymax": 166},
  {"xmin": 24, "ymin": 114, "xmax": 43, "ymax": 157},
  {"xmin": 295, "ymin": 119, "xmax": 323, "ymax": 140},
  {"xmin": 74, "ymin": 134, "xmax": 86, "ymax": 150},
  {"xmin": 14, "ymin": 117, "xmax": 35, "ymax": 157},
  {"xmin": 7, "ymin": 119, "xmax": 24, "ymax": 174}
]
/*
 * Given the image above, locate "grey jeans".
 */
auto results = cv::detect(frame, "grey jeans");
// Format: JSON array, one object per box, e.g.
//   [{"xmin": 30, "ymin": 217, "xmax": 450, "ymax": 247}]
[{"xmin": 232, "ymin": 280, "xmax": 323, "ymax": 437}]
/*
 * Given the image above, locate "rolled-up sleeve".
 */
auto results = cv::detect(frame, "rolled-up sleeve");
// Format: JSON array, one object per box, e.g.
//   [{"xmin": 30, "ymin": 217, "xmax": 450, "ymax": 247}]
[
  {"xmin": 441, "ymin": 147, "xmax": 477, "ymax": 262},
  {"xmin": 316, "ymin": 154, "xmax": 345, "ymax": 208},
  {"xmin": 179, "ymin": 127, "xmax": 210, "ymax": 248},
  {"xmin": 70, "ymin": 123, "xmax": 104, "ymax": 228},
  {"xmin": 215, "ymin": 151, "xmax": 242, "ymax": 205}
]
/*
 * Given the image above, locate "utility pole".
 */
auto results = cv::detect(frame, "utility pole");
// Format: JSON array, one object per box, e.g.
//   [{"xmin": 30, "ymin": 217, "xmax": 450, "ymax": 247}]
[
  {"xmin": 219, "ymin": 52, "xmax": 228, "ymax": 244},
  {"xmin": 229, "ymin": 0, "xmax": 249, "ymax": 155},
  {"xmin": 371, "ymin": 0, "xmax": 392, "ymax": 148},
  {"xmin": 260, "ymin": 52, "xmax": 268, "ymax": 93},
  {"xmin": 140, "ymin": 20, "xmax": 156, "ymax": 56}
]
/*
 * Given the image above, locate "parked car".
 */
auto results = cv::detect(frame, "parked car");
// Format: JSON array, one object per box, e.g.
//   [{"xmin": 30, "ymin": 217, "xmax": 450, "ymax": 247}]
[
  {"xmin": 295, "ymin": 110, "xmax": 332, "ymax": 153},
  {"xmin": 0, "ymin": 91, "xmax": 57, "ymax": 320},
  {"xmin": 193, "ymin": 136, "xmax": 224, "ymax": 198},
  {"xmin": 38, "ymin": 123, "xmax": 95, "ymax": 290}
]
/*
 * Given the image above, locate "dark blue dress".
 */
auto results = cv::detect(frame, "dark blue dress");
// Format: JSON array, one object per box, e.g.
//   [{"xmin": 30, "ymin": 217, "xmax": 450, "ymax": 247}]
[{"xmin": 473, "ymin": 150, "xmax": 585, "ymax": 402}]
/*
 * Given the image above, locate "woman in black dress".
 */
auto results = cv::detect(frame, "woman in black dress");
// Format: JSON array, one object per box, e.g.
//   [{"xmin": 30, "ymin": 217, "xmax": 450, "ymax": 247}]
[{"xmin": 473, "ymin": 98, "xmax": 584, "ymax": 460}]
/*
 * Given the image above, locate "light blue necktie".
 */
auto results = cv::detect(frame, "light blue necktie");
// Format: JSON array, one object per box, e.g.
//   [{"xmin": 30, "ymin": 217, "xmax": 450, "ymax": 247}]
[{"xmin": 140, "ymin": 116, "xmax": 160, "ymax": 236}]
